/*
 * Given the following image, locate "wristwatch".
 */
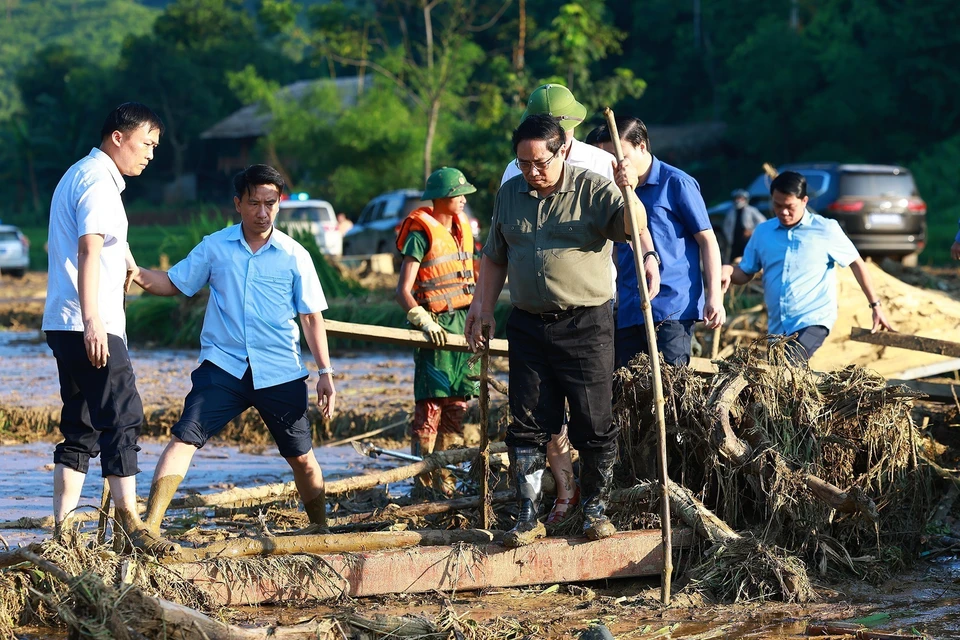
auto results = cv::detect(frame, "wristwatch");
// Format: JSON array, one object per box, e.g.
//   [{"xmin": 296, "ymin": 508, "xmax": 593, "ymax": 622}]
[
  {"xmin": 868, "ymin": 300, "xmax": 882, "ymax": 309},
  {"xmin": 317, "ymin": 367, "xmax": 335, "ymax": 377},
  {"xmin": 642, "ymin": 250, "xmax": 661, "ymax": 267}
]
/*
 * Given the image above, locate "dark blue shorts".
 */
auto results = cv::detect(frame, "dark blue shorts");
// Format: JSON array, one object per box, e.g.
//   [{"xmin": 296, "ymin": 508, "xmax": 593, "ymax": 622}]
[
  {"xmin": 172, "ymin": 361, "xmax": 312, "ymax": 458},
  {"xmin": 615, "ymin": 320, "xmax": 696, "ymax": 368},
  {"xmin": 46, "ymin": 331, "xmax": 143, "ymax": 478},
  {"xmin": 785, "ymin": 325, "xmax": 830, "ymax": 363}
]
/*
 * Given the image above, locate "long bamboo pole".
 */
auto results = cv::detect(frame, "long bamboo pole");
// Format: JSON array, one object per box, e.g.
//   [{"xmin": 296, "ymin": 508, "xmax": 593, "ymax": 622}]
[
  {"xmin": 478, "ymin": 322, "xmax": 493, "ymax": 529},
  {"xmin": 603, "ymin": 107, "xmax": 673, "ymax": 605}
]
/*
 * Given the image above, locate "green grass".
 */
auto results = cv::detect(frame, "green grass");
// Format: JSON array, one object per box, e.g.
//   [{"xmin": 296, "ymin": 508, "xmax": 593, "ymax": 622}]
[{"xmin": 19, "ymin": 224, "xmax": 188, "ymax": 272}]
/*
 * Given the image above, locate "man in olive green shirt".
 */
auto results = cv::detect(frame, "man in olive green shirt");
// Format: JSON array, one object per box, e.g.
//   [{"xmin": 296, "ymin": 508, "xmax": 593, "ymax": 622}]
[{"xmin": 466, "ymin": 114, "xmax": 658, "ymax": 547}]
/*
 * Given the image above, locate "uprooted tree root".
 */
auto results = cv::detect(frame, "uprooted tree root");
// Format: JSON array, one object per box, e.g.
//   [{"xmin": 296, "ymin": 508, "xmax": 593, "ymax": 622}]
[{"xmin": 615, "ymin": 339, "xmax": 935, "ymax": 602}]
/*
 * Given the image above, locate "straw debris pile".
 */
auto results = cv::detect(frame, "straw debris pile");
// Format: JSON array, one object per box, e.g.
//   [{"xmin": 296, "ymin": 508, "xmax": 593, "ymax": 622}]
[{"xmin": 614, "ymin": 340, "xmax": 933, "ymax": 602}]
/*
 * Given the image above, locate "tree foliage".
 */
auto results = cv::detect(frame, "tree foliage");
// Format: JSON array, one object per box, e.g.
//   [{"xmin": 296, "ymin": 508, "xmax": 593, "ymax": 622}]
[{"xmin": 3, "ymin": 0, "xmax": 960, "ymax": 266}]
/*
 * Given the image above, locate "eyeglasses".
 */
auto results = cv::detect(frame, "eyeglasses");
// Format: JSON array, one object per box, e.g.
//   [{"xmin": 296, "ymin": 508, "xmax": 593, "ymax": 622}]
[{"xmin": 515, "ymin": 150, "xmax": 560, "ymax": 173}]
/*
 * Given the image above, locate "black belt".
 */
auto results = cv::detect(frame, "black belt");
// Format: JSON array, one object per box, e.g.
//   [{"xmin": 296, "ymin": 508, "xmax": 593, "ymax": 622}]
[{"xmin": 529, "ymin": 307, "xmax": 584, "ymax": 322}]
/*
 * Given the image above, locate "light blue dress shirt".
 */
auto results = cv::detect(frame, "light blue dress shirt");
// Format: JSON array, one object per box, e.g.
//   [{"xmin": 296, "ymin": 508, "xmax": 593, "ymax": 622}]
[
  {"xmin": 739, "ymin": 210, "xmax": 860, "ymax": 335},
  {"xmin": 168, "ymin": 224, "xmax": 328, "ymax": 389}
]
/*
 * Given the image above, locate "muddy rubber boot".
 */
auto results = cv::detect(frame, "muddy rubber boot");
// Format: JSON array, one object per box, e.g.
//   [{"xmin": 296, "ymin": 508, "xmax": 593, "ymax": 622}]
[
  {"xmin": 53, "ymin": 513, "xmax": 80, "ymax": 547},
  {"xmin": 303, "ymin": 489, "xmax": 327, "ymax": 530},
  {"xmin": 143, "ymin": 474, "xmax": 183, "ymax": 535},
  {"xmin": 580, "ymin": 447, "xmax": 618, "ymax": 541},
  {"xmin": 411, "ymin": 432, "xmax": 438, "ymax": 496},
  {"xmin": 433, "ymin": 431, "xmax": 461, "ymax": 496},
  {"xmin": 503, "ymin": 446, "xmax": 547, "ymax": 548},
  {"xmin": 114, "ymin": 507, "xmax": 181, "ymax": 557}
]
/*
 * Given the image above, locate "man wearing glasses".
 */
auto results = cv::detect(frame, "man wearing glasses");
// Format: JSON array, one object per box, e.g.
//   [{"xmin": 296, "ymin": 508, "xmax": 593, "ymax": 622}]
[
  {"xmin": 497, "ymin": 83, "xmax": 619, "ymax": 528},
  {"xmin": 466, "ymin": 114, "xmax": 659, "ymax": 547}
]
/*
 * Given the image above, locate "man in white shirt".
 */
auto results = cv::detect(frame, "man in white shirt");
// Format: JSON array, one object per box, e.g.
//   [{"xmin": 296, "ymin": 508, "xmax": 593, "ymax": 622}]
[
  {"xmin": 498, "ymin": 84, "xmax": 618, "ymax": 527},
  {"xmin": 43, "ymin": 102, "xmax": 170, "ymax": 553}
]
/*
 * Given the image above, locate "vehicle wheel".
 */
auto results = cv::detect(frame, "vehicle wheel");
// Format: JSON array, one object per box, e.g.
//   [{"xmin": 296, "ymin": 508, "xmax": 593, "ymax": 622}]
[
  {"xmin": 377, "ymin": 240, "xmax": 388, "ymax": 254},
  {"xmin": 342, "ymin": 241, "xmax": 352, "ymax": 255},
  {"xmin": 899, "ymin": 252, "xmax": 919, "ymax": 268},
  {"xmin": 7, "ymin": 269, "xmax": 25, "ymax": 279}
]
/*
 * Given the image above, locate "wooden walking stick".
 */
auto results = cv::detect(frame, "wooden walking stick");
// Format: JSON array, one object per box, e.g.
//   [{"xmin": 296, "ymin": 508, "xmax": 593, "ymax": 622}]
[
  {"xmin": 478, "ymin": 322, "xmax": 494, "ymax": 529},
  {"xmin": 603, "ymin": 107, "xmax": 673, "ymax": 605}
]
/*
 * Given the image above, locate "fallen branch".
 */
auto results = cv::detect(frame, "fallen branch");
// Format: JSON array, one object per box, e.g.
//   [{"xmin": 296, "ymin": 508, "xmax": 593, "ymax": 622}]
[
  {"xmin": 666, "ymin": 481, "xmax": 741, "ymax": 544},
  {"xmin": 329, "ymin": 491, "xmax": 514, "ymax": 526},
  {"xmin": 170, "ymin": 442, "xmax": 510, "ymax": 509},
  {"xmin": 171, "ymin": 529, "xmax": 501, "ymax": 563},
  {"xmin": 804, "ymin": 475, "xmax": 879, "ymax": 522},
  {"xmin": 320, "ymin": 418, "xmax": 407, "ymax": 448},
  {"xmin": 709, "ymin": 374, "xmax": 753, "ymax": 464}
]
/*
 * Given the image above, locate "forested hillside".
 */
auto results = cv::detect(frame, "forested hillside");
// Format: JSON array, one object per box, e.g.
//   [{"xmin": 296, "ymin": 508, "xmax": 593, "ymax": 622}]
[{"xmin": 3, "ymin": 0, "xmax": 960, "ymax": 261}]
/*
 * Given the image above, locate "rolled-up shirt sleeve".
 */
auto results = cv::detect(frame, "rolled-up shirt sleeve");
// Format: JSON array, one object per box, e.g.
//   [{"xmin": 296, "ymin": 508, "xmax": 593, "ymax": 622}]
[
  {"xmin": 293, "ymin": 247, "xmax": 328, "ymax": 314},
  {"xmin": 76, "ymin": 180, "xmax": 124, "ymax": 242},
  {"xmin": 594, "ymin": 181, "xmax": 628, "ymax": 243},
  {"xmin": 825, "ymin": 219, "xmax": 861, "ymax": 268},
  {"xmin": 672, "ymin": 178, "xmax": 712, "ymax": 234},
  {"xmin": 168, "ymin": 238, "xmax": 212, "ymax": 297},
  {"xmin": 739, "ymin": 235, "xmax": 761, "ymax": 274}
]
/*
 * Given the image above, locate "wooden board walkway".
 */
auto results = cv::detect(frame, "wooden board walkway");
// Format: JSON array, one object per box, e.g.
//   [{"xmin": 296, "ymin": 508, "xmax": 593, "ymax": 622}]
[{"xmin": 173, "ymin": 529, "xmax": 691, "ymax": 605}]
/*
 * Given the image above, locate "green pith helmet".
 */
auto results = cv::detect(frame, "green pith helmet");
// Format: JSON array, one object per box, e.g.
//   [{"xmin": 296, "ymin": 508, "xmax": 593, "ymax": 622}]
[
  {"xmin": 520, "ymin": 83, "xmax": 587, "ymax": 131},
  {"xmin": 422, "ymin": 167, "xmax": 477, "ymax": 201}
]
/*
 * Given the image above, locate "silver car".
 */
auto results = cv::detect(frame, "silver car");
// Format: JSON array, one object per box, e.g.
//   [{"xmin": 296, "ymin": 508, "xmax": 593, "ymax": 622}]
[
  {"xmin": 277, "ymin": 198, "xmax": 342, "ymax": 256},
  {"xmin": 342, "ymin": 189, "xmax": 480, "ymax": 256},
  {"xmin": 0, "ymin": 225, "xmax": 29, "ymax": 278}
]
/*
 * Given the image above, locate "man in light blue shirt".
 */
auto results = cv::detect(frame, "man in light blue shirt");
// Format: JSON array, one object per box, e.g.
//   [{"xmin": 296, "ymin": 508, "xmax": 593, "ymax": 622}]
[
  {"xmin": 722, "ymin": 171, "xmax": 893, "ymax": 362},
  {"xmin": 131, "ymin": 165, "xmax": 337, "ymax": 551}
]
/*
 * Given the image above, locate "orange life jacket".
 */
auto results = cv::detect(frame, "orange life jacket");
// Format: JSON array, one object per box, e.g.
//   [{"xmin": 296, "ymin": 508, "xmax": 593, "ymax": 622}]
[{"xmin": 396, "ymin": 207, "xmax": 476, "ymax": 313}]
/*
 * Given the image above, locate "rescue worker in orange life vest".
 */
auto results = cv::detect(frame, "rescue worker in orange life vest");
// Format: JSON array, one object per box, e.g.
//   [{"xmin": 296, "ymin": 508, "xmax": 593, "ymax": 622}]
[{"xmin": 395, "ymin": 167, "xmax": 481, "ymax": 496}]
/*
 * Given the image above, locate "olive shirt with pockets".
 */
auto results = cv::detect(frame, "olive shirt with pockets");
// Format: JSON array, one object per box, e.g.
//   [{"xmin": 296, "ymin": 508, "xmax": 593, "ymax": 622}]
[
  {"xmin": 167, "ymin": 224, "xmax": 328, "ymax": 389},
  {"xmin": 483, "ymin": 163, "xmax": 628, "ymax": 314}
]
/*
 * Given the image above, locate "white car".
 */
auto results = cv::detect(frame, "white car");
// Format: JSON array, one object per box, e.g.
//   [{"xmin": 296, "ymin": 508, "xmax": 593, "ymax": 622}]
[
  {"xmin": 0, "ymin": 225, "xmax": 29, "ymax": 278},
  {"xmin": 277, "ymin": 198, "xmax": 342, "ymax": 256}
]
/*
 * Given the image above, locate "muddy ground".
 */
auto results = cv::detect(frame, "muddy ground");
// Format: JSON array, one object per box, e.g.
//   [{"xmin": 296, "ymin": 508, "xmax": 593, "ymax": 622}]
[{"xmin": 4, "ymin": 270, "xmax": 960, "ymax": 638}]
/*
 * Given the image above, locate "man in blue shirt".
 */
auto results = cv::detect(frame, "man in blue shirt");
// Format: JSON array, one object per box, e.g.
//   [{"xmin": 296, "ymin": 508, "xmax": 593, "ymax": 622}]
[
  {"xmin": 131, "ymin": 165, "xmax": 337, "ymax": 553},
  {"xmin": 722, "ymin": 171, "xmax": 893, "ymax": 361},
  {"xmin": 587, "ymin": 117, "xmax": 725, "ymax": 367}
]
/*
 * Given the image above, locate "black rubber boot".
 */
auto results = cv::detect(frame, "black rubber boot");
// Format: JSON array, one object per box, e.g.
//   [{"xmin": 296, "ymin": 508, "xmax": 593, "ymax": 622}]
[
  {"xmin": 503, "ymin": 446, "xmax": 547, "ymax": 548},
  {"xmin": 580, "ymin": 446, "xmax": 618, "ymax": 541}
]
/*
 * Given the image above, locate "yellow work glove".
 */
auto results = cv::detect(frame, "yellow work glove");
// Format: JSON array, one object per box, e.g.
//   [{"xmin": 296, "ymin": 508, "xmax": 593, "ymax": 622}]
[{"xmin": 407, "ymin": 306, "xmax": 447, "ymax": 346}]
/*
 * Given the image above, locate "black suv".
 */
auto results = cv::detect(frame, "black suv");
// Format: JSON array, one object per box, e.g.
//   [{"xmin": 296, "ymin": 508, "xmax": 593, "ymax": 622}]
[{"xmin": 713, "ymin": 163, "xmax": 927, "ymax": 265}]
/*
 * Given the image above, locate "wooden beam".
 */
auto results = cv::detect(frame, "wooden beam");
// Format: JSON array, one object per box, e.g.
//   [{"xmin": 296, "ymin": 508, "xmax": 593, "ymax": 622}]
[
  {"xmin": 850, "ymin": 327, "xmax": 960, "ymax": 358},
  {"xmin": 324, "ymin": 319, "xmax": 510, "ymax": 357},
  {"xmin": 324, "ymin": 319, "xmax": 719, "ymax": 374},
  {"xmin": 173, "ymin": 528, "xmax": 692, "ymax": 605}
]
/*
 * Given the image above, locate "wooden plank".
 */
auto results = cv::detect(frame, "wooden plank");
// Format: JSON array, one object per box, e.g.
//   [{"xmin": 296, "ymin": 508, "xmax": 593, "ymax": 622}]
[
  {"xmin": 174, "ymin": 528, "xmax": 692, "ymax": 605},
  {"xmin": 850, "ymin": 327, "xmax": 960, "ymax": 358},
  {"xmin": 324, "ymin": 319, "xmax": 510, "ymax": 357},
  {"xmin": 323, "ymin": 319, "xmax": 718, "ymax": 374},
  {"xmin": 886, "ymin": 358, "xmax": 960, "ymax": 381}
]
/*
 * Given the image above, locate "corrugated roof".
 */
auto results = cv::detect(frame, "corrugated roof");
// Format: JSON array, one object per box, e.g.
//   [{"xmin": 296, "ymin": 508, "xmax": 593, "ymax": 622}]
[{"xmin": 201, "ymin": 76, "xmax": 370, "ymax": 140}]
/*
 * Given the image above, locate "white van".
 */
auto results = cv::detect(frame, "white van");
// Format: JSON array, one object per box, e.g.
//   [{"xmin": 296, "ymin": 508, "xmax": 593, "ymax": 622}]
[{"xmin": 277, "ymin": 198, "xmax": 342, "ymax": 256}]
